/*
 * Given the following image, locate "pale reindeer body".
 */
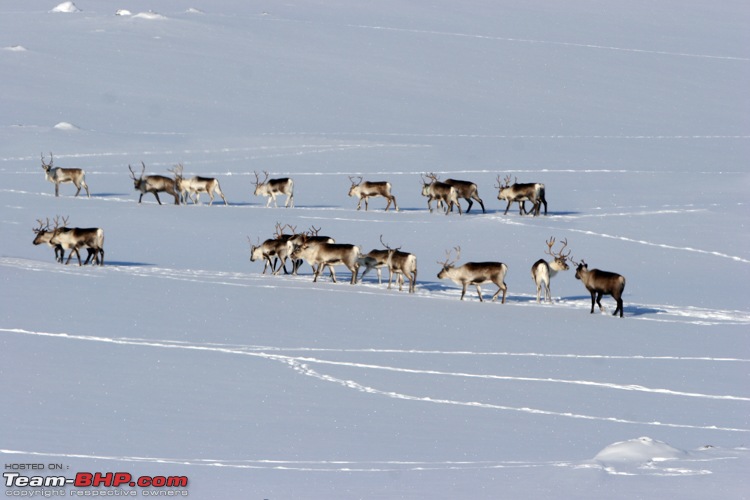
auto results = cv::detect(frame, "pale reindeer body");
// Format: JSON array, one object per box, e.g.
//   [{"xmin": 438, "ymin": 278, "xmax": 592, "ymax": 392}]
[
  {"xmin": 129, "ymin": 163, "xmax": 180, "ymax": 205},
  {"xmin": 41, "ymin": 153, "xmax": 90, "ymax": 198},
  {"xmin": 253, "ymin": 171, "xmax": 294, "ymax": 208},
  {"xmin": 574, "ymin": 261, "xmax": 626, "ymax": 317},
  {"xmin": 444, "ymin": 178, "xmax": 485, "ymax": 213},
  {"xmin": 437, "ymin": 247, "xmax": 507, "ymax": 302},
  {"xmin": 174, "ymin": 169, "xmax": 227, "ymax": 206},
  {"xmin": 348, "ymin": 177, "xmax": 398, "ymax": 211},
  {"xmin": 291, "ymin": 241, "xmax": 361, "ymax": 284},
  {"xmin": 289, "ymin": 233, "xmax": 335, "ymax": 275},
  {"xmin": 531, "ymin": 237, "xmax": 571, "ymax": 303}
]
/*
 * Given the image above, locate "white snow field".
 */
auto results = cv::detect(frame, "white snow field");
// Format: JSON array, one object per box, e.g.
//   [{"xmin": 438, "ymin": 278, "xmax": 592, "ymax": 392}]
[{"xmin": 1, "ymin": 1, "xmax": 748, "ymax": 498}]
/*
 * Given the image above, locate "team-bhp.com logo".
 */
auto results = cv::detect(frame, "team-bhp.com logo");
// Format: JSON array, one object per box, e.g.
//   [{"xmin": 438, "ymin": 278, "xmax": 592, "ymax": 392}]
[{"xmin": 4, "ymin": 471, "xmax": 188, "ymax": 496}]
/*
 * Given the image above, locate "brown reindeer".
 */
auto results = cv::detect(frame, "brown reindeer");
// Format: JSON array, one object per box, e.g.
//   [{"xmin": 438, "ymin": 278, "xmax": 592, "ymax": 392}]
[
  {"xmin": 444, "ymin": 178, "xmax": 485, "ymax": 213},
  {"xmin": 348, "ymin": 176, "xmax": 398, "ymax": 211},
  {"xmin": 291, "ymin": 237, "xmax": 361, "ymax": 284},
  {"xmin": 496, "ymin": 174, "xmax": 547, "ymax": 216},
  {"xmin": 170, "ymin": 164, "xmax": 227, "ymax": 205},
  {"xmin": 420, "ymin": 173, "xmax": 461, "ymax": 215},
  {"xmin": 572, "ymin": 258, "xmax": 626, "ymax": 317},
  {"xmin": 531, "ymin": 237, "xmax": 571, "ymax": 303},
  {"xmin": 41, "ymin": 152, "xmax": 90, "ymax": 198},
  {"xmin": 253, "ymin": 170, "xmax": 294, "ymax": 208},
  {"xmin": 34, "ymin": 216, "xmax": 104, "ymax": 266},
  {"xmin": 437, "ymin": 247, "xmax": 507, "ymax": 302},
  {"xmin": 129, "ymin": 162, "xmax": 180, "ymax": 205}
]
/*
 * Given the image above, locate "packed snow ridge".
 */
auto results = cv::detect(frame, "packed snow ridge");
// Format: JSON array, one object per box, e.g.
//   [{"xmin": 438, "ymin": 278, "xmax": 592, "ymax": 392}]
[
  {"xmin": 50, "ymin": 2, "xmax": 80, "ymax": 13},
  {"xmin": 594, "ymin": 437, "xmax": 687, "ymax": 464}
]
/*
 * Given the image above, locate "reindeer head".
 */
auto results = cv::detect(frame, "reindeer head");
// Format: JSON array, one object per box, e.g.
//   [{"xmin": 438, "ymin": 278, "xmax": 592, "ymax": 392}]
[
  {"xmin": 545, "ymin": 237, "xmax": 571, "ymax": 271},
  {"xmin": 437, "ymin": 246, "xmax": 460, "ymax": 278},
  {"xmin": 253, "ymin": 171, "xmax": 270, "ymax": 195},
  {"xmin": 128, "ymin": 162, "xmax": 147, "ymax": 189},
  {"xmin": 348, "ymin": 176, "xmax": 363, "ymax": 197},
  {"xmin": 248, "ymin": 236, "xmax": 263, "ymax": 262},
  {"xmin": 40, "ymin": 152, "xmax": 54, "ymax": 174},
  {"xmin": 169, "ymin": 163, "xmax": 184, "ymax": 181},
  {"xmin": 32, "ymin": 218, "xmax": 52, "ymax": 245}
]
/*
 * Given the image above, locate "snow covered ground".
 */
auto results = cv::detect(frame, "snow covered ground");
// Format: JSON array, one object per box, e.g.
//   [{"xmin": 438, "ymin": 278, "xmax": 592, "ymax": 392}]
[{"xmin": 1, "ymin": 1, "xmax": 748, "ymax": 498}]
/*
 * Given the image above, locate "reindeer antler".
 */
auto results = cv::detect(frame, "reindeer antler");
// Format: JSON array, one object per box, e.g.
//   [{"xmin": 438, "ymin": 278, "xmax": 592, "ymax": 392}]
[
  {"xmin": 348, "ymin": 175, "xmax": 363, "ymax": 186},
  {"xmin": 253, "ymin": 170, "xmax": 269, "ymax": 186},
  {"xmin": 307, "ymin": 225, "xmax": 321, "ymax": 237},
  {"xmin": 33, "ymin": 218, "xmax": 50, "ymax": 234},
  {"xmin": 168, "ymin": 163, "xmax": 184, "ymax": 179},
  {"xmin": 438, "ymin": 246, "xmax": 460, "ymax": 267},
  {"xmin": 379, "ymin": 234, "xmax": 401, "ymax": 251},
  {"xmin": 545, "ymin": 237, "xmax": 571, "ymax": 260}
]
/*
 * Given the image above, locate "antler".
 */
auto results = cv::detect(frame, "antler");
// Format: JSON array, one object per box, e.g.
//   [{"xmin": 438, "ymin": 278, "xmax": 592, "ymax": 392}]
[
  {"xmin": 437, "ymin": 246, "xmax": 460, "ymax": 267},
  {"xmin": 128, "ymin": 162, "xmax": 146, "ymax": 180},
  {"xmin": 545, "ymin": 237, "xmax": 571, "ymax": 261},
  {"xmin": 253, "ymin": 170, "xmax": 269, "ymax": 186},
  {"xmin": 168, "ymin": 163, "xmax": 184, "ymax": 179},
  {"xmin": 307, "ymin": 225, "xmax": 321, "ymax": 237},
  {"xmin": 33, "ymin": 218, "xmax": 50, "ymax": 234},
  {"xmin": 348, "ymin": 175, "xmax": 363, "ymax": 186},
  {"xmin": 51, "ymin": 215, "xmax": 69, "ymax": 230},
  {"xmin": 379, "ymin": 234, "xmax": 401, "ymax": 251},
  {"xmin": 41, "ymin": 152, "xmax": 54, "ymax": 168},
  {"xmin": 426, "ymin": 172, "xmax": 439, "ymax": 182}
]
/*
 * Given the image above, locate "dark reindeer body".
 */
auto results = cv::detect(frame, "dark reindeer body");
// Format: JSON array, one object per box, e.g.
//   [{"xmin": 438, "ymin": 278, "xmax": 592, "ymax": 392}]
[
  {"xmin": 444, "ymin": 179, "xmax": 485, "ymax": 213},
  {"xmin": 496, "ymin": 175, "xmax": 547, "ymax": 216},
  {"xmin": 421, "ymin": 174, "xmax": 461, "ymax": 215},
  {"xmin": 130, "ymin": 163, "xmax": 180, "ymax": 205},
  {"xmin": 574, "ymin": 262, "xmax": 626, "ymax": 317},
  {"xmin": 50, "ymin": 227, "xmax": 105, "ymax": 266}
]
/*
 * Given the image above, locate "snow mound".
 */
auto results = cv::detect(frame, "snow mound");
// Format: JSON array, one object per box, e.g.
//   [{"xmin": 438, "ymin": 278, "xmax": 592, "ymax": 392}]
[
  {"xmin": 53, "ymin": 122, "xmax": 81, "ymax": 131},
  {"xmin": 132, "ymin": 11, "xmax": 167, "ymax": 20},
  {"xmin": 3, "ymin": 45, "xmax": 27, "ymax": 52},
  {"xmin": 186, "ymin": 8, "xmax": 205, "ymax": 14},
  {"xmin": 594, "ymin": 437, "xmax": 687, "ymax": 464},
  {"xmin": 115, "ymin": 9, "xmax": 132, "ymax": 17},
  {"xmin": 50, "ymin": 2, "xmax": 81, "ymax": 13}
]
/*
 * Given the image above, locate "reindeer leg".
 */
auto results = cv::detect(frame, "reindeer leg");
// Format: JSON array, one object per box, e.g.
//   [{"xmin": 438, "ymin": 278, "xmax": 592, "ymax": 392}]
[
  {"xmin": 460, "ymin": 283, "xmax": 468, "ymax": 300},
  {"xmin": 596, "ymin": 292, "xmax": 604, "ymax": 313},
  {"xmin": 589, "ymin": 291, "xmax": 596, "ymax": 313},
  {"xmin": 504, "ymin": 200, "xmax": 512, "ymax": 215},
  {"xmin": 153, "ymin": 192, "xmax": 163, "ymax": 205},
  {"xmin": 475, "ymin": 284, "xmax": 484, "ymax": 302}
]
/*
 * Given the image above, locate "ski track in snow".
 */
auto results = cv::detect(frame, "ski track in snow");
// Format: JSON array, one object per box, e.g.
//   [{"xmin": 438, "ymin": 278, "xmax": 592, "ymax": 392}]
[
  {"xmin": 2, "ymin": 326, "xmax": 748, "ymax": 435},
  {"xmin": 2, "ymin": 257, "xmax": 748, "ymax": 325}
]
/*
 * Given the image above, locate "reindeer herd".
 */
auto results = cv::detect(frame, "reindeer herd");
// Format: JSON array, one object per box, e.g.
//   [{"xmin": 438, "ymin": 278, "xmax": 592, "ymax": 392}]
[{"xmin": 31, "ymin": 153, "xmax": 628, "ymax": 316}]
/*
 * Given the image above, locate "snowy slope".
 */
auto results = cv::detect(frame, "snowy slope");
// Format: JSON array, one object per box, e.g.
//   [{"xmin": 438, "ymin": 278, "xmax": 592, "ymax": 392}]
[{"xmin": 1, "ymin": 1, "xmax": 749, "ymax": 498}]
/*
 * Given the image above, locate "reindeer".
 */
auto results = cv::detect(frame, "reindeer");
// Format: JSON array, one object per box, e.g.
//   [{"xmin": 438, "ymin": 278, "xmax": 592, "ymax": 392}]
[
  {"xmin": 531, "ymin": 237, "xmax": 571, "ymax": 303},
  {"xmin": 379, "ymin": 235, "xmax": 417, "ymax": 293},
  {"xmin": 129, "ymin": 162, "xmax": 180, "ymax": 205},
  {"xmin": 290, "ymin": 239, "xmax": 361, "ymax": 284},
  {"xmin": 40, "ymin": 152, "xmax": 90, "ymax": 198},
  {"xmin": 32, "ymin": 217, "xmax": 69, "ymax": 263},
  {"xmin": 437, "ymin": 247, "xmax": 507, "ymax": 302},
  {"xmin": 35, "ymin": 216, "xmax": 104, "ymax": 266},
  {"xmin": 444, "ymin": 178, "xmax": 485, "ymax": 213},
  {"xmin": 170, "ymin": 164, "xmax": 227, "ymax": 205},
  {"xmin": 288, "ymin": 226, "xmax": 335, "ymax": 275},
  {"xmin": 348, "ymin": 176, "xmax": 398, "ymax": 211},
  {"xmin": 253, "ymin": 170, "xmax": 294, "ymax": 208},
  {"xmin": 572, "ymin": 258, "xmax": 626, "ymax": 317},
  {"xmin": 248, "ymin": 223, "xmax": 299, "ymax": 275},
  {"xmin": 496, "ymin": 175, "xmax": 547, "ymax": 216},
  {"xmin": 420, "ymin": 173, "xmax": 462, "ymax": 215}
]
